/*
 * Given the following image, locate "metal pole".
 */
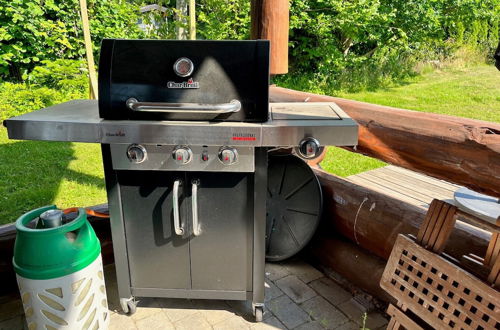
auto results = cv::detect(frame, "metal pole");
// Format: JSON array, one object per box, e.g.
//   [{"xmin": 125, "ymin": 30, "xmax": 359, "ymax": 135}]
[
  {"xmin": 189, "ymin": 0, "xmax": 196, "ymax": 40},
  {"xmin": 79, "ymin": 0, "xmax": 98, "ymax": 99}
]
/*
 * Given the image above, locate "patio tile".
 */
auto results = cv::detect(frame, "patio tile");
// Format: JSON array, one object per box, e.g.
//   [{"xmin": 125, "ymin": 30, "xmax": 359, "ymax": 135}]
[
  {"xmin": 265, "ymin": 280, "xmax": 284, "ymax": 302},
  {"xmin": 0, "ymin": 315, "xmax": 24, "ymax": 330},
  {"xmin": 213, "ymin": 315, "xmax": 252, "ymax": 330},
  {"xmin": 191, "ymin": 299, "xmax": 235, "ymax": 325},
  {"xmin": 134, "ymin": 311, "xmax": 174, "ymax": 329},
  {"xmin": 0, "ymin": 299, "xmax": 23, "ymax": 321},
  {"xmin": 173, "ymin": 312, "xmax": 212, "ymax": 330},
  {"xmin": 130, "ymin": 298, "xmax": 163, "ymax": 321},
  {"xmin": 275, "ymin": 275, "xmax": 317, "ymax": 304},
  {"xmin": 282, "ymin": 259, "xmax": 324, "ymax": 283},
  {"xmin": 337, "ymin": 299, "xmax": 387, "ymax": 329},
  {"xmin": 158, "ymin": 298, "xmax": 198, "ymax": 323},
  {"xmin": 225, "ymin": 300, "xmax": 272, "ymax": 321},
  {"xmin": 293, "ymin": 320, "xmax": 325, "ymax": 330},
  {"xmin": 336, "ymin": 321, "xmax": 362, "ymax": 330},
  {"xmin": 267, "ymin": 295, "xmax": 310, "ymax": 329},
  {"xmin": 251, "ymin": 316, "xmax": 286, "ymax": 329},
  {"xmin": 265, "ymin": 262, "xmax": 291, "ymax": 282},
  {"xmin": 109, "ymin": 312, "xmax": 138, "ymax": 330},
  {"xmin": 301, "ymin": 296, "xmax": 349, "ymax": 329},
  {"xmin": 309, "ymin": 277, "xmax": 352, "ymax": 306}
]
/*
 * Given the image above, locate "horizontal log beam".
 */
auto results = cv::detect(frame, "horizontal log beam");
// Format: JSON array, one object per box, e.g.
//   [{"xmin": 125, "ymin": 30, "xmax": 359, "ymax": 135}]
[
  {"xmin": 307, "ymin": 234, "xmax": 394, "ymax": 303},
  {"xmin": 270, "ymin": 86, "xmax": 500, "ymax": 198},
  {"xmin": 312, "ymin": 168, "xmax": 490, "ymax": 260}
]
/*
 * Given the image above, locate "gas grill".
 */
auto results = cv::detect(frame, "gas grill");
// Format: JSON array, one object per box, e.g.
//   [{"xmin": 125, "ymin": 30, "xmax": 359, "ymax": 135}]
[{"xmin": 4, "ymin": 39, "xmax": 358, "ymax": 321}]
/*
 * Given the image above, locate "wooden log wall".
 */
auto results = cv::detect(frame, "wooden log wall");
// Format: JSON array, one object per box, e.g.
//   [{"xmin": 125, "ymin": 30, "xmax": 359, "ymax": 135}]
[
  {"xmin": 251, "ymin": 0, "xmax": 289, "ymax": 74},
  {"xmin": 270, "ymin": 86, "xmax": 500, "ymax": 199},
  {"xmin": 313, "ymin": 169, "xmax": 490, "ymax": 261}
]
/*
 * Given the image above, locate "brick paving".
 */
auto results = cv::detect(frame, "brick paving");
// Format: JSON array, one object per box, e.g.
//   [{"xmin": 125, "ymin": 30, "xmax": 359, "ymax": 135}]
[{"xmin": 0, "ymin": 259, "xmax": 388, "ymax": 329}]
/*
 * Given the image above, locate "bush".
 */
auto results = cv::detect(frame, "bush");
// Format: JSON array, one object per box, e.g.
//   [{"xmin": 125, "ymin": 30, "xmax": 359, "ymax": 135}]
[
  {"xmin": 0, "ymin": 60, "xmax": 87, "ymax": 121},
  {"xmin": 0, "ymin": 0, "xmax": 144, "ymax": 80}
]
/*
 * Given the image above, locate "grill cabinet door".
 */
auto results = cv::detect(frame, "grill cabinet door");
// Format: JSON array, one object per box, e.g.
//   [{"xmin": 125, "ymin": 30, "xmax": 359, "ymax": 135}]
[
  {"xmin": 119, "ymin": 172, "xmax": 191, "ymax": 290},
  {"xmin": 188, "ymin": 172, "xmax": 254, "ymax": 292}
]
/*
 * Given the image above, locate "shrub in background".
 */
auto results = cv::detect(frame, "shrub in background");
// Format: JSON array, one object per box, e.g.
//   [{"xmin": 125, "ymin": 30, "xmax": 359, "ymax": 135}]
[
  {"xmin": 0, "ymin": 60, "xmax": 87, "ymax": 121},
  {"xmin": 0, "ymin": 0, "xmax": 143, "ymax": 81}
]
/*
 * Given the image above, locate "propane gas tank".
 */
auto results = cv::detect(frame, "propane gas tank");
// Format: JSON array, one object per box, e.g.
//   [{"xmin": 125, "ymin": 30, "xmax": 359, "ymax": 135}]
[{"xmin": 13, "ymin": 205, "xmax": 109, "ymax": 329}]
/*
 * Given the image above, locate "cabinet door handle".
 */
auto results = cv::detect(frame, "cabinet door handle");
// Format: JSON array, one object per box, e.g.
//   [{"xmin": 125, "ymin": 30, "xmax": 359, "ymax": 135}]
[
  {"xmin": 191, "ymin": 179, "xmax": 201, "ymax": 236},
  {"xmin": 173, "ymin": 179, "xmax": 184, "ymax": 235}
]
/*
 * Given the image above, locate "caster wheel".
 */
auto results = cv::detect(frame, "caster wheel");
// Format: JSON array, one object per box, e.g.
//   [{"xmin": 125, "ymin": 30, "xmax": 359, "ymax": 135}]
[
  {"xmin": 127, "ymin": 300, "xmax": 137, "ymax": 315},
  {"xmin": 255, "ymin": 306, "xmax": 263, "ymax": 322}
]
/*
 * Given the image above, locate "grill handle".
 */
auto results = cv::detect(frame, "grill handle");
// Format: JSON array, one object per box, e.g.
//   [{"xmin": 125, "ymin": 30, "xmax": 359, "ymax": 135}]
[
  {"xmin": 191, "ymin": 179, "xmax": 201, "ymax": 236},
  {"xmin": 173, "ymin": 179, "xmax": 184, "ymax": 236},
  {"xmin": 126, "ymin": 98, "xmax": 241, "ymax": 114}
]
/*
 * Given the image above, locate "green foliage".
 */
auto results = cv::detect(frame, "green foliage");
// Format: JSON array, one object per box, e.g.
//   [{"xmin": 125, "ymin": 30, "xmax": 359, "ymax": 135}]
[
  {"xmin": 197, "ymin": 0, "xmax": 250, "ymax": 40},
  {"xmin": 0, "ymin": 0, "xmax": 143, "ymax": 80},
  {"xmin": 0, "ymin": 60, "xmax": 87, "ymax": 121},
  {"xmin": 278, "ymin": 0, "xmax": 500, "ymax": 91}
]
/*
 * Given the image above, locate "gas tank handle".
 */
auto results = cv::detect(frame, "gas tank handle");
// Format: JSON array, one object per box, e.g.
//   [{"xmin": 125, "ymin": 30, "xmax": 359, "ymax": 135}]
[{"xmin": 126, "ymin": 98, "xmax": 241, "ymax": 114}]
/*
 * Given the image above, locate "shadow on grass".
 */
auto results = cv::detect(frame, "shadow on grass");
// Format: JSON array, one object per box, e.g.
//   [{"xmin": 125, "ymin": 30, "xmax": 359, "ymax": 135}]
[{"xmin": 0, "ymin": 139, "xmax": 104, "ymax": 224}]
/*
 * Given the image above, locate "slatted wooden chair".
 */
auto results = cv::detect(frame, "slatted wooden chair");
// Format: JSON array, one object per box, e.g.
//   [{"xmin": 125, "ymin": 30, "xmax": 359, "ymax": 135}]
[{"xmin": 381, "ymin": 199, "xmax": 500, "ymax": 330}]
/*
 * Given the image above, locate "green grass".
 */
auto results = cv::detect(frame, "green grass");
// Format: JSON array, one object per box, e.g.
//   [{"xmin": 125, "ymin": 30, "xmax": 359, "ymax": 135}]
[
  {"xmin": 314, "ymin": 65, "xmax": 500, "ymax": 175},
  {"xmin": 0, "ymin": 128, "xmax": 105, "ymax": 224},
  {"xmin": 0, "ymin": 65, "xmax": 498, "ymax": 225}
]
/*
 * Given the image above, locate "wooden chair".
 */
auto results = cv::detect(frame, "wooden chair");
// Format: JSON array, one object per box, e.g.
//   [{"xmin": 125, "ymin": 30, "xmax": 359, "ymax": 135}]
[{"xmin": 380, "ymin": 199, "xmax": 500, "ymax": 330}]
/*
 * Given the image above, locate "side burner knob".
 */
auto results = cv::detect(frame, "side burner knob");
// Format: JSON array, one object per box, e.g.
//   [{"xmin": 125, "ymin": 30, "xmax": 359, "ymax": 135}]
[
  {"xmin": 127, "ymin": 144, "xmax": 147, "ymax": 163},
  {"xmin": 172, "ymin": 146, "xmax": 193, "ymax": 165},
  {"xmin": 218, "ymin": 147, "xmax": 238, "ymax": 165},
  {"xmin": 297, "ymin": 138, "xmax": 321, "ymax": 159}
]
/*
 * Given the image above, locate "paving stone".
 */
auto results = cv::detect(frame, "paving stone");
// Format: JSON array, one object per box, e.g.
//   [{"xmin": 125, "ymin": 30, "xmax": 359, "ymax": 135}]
[
  {"xmin": 191, "ymin": 299, "xmax": 235, "ymax": 325},
  {"xmin": 0, "ymin": 315, "xmax": 24, "ymax": 330},
  {"xmin": 265, "ymin": 263, "xmax": 290, "ymax": 281},
  {"xmin": 282, "ymin": 259, "xmax": 324, "ymax": 283},
  {"xmin": 251, "ymin": 316, "xmax": 286, "ymax": 329},
  {"xmin": 293, "ymin": 320, "xmax": 325, "ymax": 330},
  {"xmin": 265, "ymin": 280, "xmax": 284, "ymax": 302},
  {"xmin": 0, "ymin": 299, "xmax": 23, "ymax": 321},
  {"xmin": 130, "ymin": 298, "xmax": 164, "ymax": 321},
  {"xmin": 110, "ymin": 311, "xmax": 138, "ymax": 330},
  {"xmin": 337, "ymin": 299, "xmax": 387, "ymax": 329},
  {"xmin": 275, "ymin": 275, "xmax": 317, "ymax": 304},
  {"xmin": 135, "ymin": 311, "xmax": 175, "ymax": 329},
  {"xmin": 336, "ymin": 321, "xmax": 361, "ymax": 330},
  {"xmin": 213, "ymin": 315, "xmax": 252, "ymax": 329},
  {"xmin": 225, "ymin": 300, "xmax": 272, "ymax": 321},
  {"xmin": 309, "ymin": 277, "xmax": 352, "ymax": 306},
  {"xmin": 301, "ymin": 296, "xmax": 349, "ymax": 329},
  {"xmin": 267, "ymin": 295, "xmax": 310, "ymax": 329},
  {"xmin": 158, "ymin": 298, "xmax": 199, "ymax": 323},
  {"xmin": 174, "ymin": 312, "xmax": 212, "ymax": 330}
]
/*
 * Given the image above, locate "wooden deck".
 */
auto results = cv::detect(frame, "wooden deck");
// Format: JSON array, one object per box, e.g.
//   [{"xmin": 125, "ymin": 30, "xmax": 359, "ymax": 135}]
[{"xmin": 347, "ymin": 165, "xmax": 461, "ymax": 209}]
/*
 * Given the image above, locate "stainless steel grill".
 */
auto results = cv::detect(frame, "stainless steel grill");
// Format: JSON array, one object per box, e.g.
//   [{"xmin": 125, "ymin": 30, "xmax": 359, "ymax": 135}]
[{"xmin": 4, "ymin": 39, "xmax": 358, "ymax": 321}]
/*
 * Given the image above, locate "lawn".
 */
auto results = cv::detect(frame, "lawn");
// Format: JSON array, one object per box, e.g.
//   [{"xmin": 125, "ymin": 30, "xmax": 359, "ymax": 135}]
[
  {"xmin": 0, "ymin": 65, "xmax": 498, "ymax": 225},
  {"xmin": 320, "ymin": 65, "xmax": 500, "ymax": 175}
]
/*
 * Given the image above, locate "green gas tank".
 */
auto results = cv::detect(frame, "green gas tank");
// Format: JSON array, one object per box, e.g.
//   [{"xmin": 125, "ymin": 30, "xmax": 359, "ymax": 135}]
[{"xmin": 13, "ymin": 205, "xmax": 109, "ymax": 329}]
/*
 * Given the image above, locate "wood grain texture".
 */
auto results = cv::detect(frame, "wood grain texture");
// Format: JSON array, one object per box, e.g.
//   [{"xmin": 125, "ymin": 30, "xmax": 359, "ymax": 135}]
[
  {"xmin": 270, "ymin": 86, "xmax": 500, "ymax": 198},
  {"xmin": 251, "ymin": 0, "xmax": 289, "ymax": 74},
  {"xmin": 312, "ymin": 168, "xmax": 490, "ymax": 260}
]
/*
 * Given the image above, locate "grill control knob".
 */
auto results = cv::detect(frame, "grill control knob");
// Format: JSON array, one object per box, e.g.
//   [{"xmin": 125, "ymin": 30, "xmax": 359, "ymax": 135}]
[
  {"xmin": 127, "ymin": 144, "xmax": 147, "ymax": 163},
  {"xmin": 172, "ymin": 146, "xmax": 193, "ymax": 165},
  {"xmin": 298, "ymin": 138, "xmax": 321, "ymax": 159},
  {"xmin": 218, "ymin": 147, "xmax": 238, "ymax": 165}
]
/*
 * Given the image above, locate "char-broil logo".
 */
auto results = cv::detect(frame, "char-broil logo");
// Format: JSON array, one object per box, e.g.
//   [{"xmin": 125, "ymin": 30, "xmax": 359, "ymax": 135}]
[
  {"xmin": 167, "ymin": 78, "xmax": 200, "ymax": 89},
  {"xmin": 106, "ymin": 130, "xmax": 125, "ymax": 137},
  {"xmin": 232, "ymin": 133, "xmax": 256, "ymax": 141}
]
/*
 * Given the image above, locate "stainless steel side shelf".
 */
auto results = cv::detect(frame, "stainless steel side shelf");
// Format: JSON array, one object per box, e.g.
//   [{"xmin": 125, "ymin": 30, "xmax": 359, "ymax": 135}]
[{"xmin": 4, "ymin": 100, "xmax": 358, "ymax": 148}]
